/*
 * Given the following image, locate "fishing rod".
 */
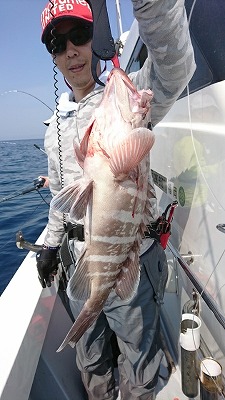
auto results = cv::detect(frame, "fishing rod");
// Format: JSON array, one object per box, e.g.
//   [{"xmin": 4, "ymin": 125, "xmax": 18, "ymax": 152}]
[
  {"xmin": 34, "ymin": 143, "xmax": 47, "ymax": 154},
  {"xmin": 1, "ymin": 89, "xmax": 52, "ymax": 157},
  {"xmin": 115, "ymin": 0, "xmax": 123, "ymax": 37},
  {"xmin": 0, "ymin": 89, "xmax": 53, "ymax": 112},
  {"xmin": 0, "ymin": 177, "xmax": 46, "ymax": 204}
]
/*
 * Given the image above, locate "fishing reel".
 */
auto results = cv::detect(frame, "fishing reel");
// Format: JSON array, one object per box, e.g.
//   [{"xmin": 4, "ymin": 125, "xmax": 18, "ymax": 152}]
[{"xmin": 32, "ymin": 177, "xmax": 46, "ymax": 191}]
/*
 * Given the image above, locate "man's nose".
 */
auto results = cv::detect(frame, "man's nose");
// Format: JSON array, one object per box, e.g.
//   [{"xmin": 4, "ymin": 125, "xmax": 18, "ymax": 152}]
[{"xmin": 65, "ymin": 40, "xmax": 79, "ymax": 57}]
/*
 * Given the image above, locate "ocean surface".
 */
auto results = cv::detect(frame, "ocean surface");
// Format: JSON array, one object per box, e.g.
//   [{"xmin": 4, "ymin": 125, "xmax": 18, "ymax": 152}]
[{"xmin": 0, "ymin": 138, "xmax": 50, "ymax": 295}]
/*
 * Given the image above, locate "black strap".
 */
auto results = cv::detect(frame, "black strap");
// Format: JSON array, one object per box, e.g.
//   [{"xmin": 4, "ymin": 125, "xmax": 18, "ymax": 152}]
[
  {"xmin": 66, "ymin": 222, "xmax": 84, "ymax": 241},
  {"xmin": 86, "ymin": 0, "xmax": 116, "ymax": 86},
  {"xmin": 60, "ymin": 235, "xmax": 74, "ymax": 269},
  {"xmin": 86, "ymin": 0, "xmax": 116, "ymax": 61},
  {"xmin": 144, "ymin": 223, "xmax": 161, "ymax": 242},
  {"xmin": 60, "ymin": 223, "xmax": 84, "ymax": 269},
  {"xmin": 60, "ymin": 221, "xmax": 162, "ymax": 269}
]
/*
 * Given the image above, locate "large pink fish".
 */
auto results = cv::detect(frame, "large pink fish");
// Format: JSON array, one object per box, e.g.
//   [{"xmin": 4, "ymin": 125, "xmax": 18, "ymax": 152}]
[{"xmin": 51, "ymin": 68, "xmax": 155, "ymax": 352}]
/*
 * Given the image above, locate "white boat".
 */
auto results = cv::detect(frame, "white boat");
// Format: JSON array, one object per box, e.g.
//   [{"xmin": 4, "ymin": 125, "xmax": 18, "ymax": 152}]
[{"xmin": 0, "ymin": 1, "xmax": 224, "ymax": 399}]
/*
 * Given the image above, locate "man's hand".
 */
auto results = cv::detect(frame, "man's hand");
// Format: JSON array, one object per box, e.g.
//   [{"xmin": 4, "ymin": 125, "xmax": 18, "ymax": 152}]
[{"xmin": 36, "ymin": 247, "xmax": 59, "ymax": 288}]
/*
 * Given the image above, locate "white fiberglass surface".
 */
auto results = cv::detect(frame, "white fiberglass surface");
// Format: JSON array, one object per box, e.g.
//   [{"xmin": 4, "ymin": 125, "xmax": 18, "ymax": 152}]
[
  {"xmin": 152, "ymin": 81, "xmax": 225, "ymax": 314},
  {"xmin": 0, "ymin": 229, "xmax": 58, "ymax": 400}
]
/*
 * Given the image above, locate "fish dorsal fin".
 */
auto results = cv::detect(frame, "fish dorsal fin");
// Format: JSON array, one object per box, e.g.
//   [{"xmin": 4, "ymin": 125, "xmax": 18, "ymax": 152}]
[{"xmin": 108, "ymin": 127, "xmax": 155, "ymax": 177}]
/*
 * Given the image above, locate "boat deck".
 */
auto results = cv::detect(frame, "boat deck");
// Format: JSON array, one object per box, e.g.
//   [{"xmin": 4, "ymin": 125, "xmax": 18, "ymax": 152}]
[
  {"xmin": 0, "ymin": 231, "xmax": 223, "ymax": 400},
  {"xmin": 28, "ymin": 290, "xmax": 201, "ymax": 400},
  {"xmin": 156, "ymin": 362, "xmax": 197, "ymax": 400}
]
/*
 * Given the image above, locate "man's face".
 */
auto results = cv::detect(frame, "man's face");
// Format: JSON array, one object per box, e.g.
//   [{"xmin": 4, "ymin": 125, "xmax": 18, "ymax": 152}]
[{"xmin": 48, "ymin": 20, "xmax": 98, "ymax": 97}]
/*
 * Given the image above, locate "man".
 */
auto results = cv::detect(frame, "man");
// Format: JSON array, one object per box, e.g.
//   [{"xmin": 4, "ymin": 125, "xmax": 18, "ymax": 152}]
[{"xmin": 37, "ymin": 1, "xmax": 195, "ymax": 399}]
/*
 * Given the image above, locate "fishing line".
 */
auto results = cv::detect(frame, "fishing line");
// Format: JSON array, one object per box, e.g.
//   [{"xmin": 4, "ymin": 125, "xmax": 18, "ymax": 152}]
[
  {"xmin": 181, "ymin": 303, "xmax": 224, "ymax": 396},
  {"xmin": 187, "ymin": 299, "xmax": 225, "ymax": 398},
  {"xmin": 185, "ymin": 3, "xmax": 225, "ymax": 213},
  {"xmin": 0, "ymin": 177, "xmax": 50, "ymax": 205},
  {"xmin": 0, "ymin": 87, "xmax": 52, "ymax": 253},
  {"xmin": 0, "ymin": 188, "xmax": 49, "ymax": 205},
  {"xmin": 185, "ymin": 0, "xmax": 225, "ymax": 301},
  {"xmin": 0, "ymin": 89, "xmax": 53, "ymax": 112},
  {"xmin": 214, "ymin": 281, "xmax": 225, "ymax": 300},
  {"xmin": 187, "ymin": 312, "xmax": 224, "ymax": 397},
  {"xmin": 35, "ymin": 190, "xmax": 50, "ymax": 206},
  {"xmin": 183, "ymin": 2, "xmax": 225, "ymax": 395},
  {"xmin": 0, "ymin": 193, "xmax": 50, "ymax": 252},
  {"xmin": 0, "ymin": 176, "xmax": 50, "ymax": 261},
  {"xmin": 199, "ymin": 247, "xmax": 225, "ymax": 299}
]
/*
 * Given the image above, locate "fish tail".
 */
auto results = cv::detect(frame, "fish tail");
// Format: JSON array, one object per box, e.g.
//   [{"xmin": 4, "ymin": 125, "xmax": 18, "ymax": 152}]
[{"xmin": 56, "ymin": 305, "xmax": 101, "ymax": 352}]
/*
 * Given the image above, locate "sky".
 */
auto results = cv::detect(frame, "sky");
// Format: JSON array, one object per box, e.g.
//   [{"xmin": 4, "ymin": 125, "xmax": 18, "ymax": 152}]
[{"xmin": 0, "ymin": 0, "xmax": 134, "ymax": 141}]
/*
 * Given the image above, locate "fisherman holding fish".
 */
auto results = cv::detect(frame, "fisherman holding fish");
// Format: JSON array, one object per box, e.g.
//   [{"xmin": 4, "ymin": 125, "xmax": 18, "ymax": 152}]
[{"xmin": 37, "ymin": 0, "xmax": 195, "ymax": 399}]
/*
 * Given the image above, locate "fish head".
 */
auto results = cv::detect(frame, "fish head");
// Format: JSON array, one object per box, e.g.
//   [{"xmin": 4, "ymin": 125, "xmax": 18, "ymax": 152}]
[{"xmin": 103, "ymin": 68, "xmax": 153, "ymax": 128}]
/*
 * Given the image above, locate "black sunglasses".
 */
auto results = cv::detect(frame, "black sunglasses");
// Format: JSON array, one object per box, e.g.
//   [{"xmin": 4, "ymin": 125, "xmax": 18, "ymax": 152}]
[{"xmin": 46, "ymin": 24, "xmax": 93, "ymax": 54}]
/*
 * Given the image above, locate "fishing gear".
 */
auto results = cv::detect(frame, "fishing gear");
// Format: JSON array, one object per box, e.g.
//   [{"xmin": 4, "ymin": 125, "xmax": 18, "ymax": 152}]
[
  {"xmin": 216, "ymin": 223, "xmax": 225, "ymax": 234},
  {"xmin": 180, "ymin": 312, "xmax": 202, "ymax": 398},
  {"xmin": 145, "ymin": 201, "xmax": 178, "ymax": 249},
  {"xmin": 0, "ymin": 90, "xmax": 53, "ymax": 112},
  {"xmin": 34, "ymin": 143, "xmax": 47, "ymax": 155},
  {"xmin": 200, "ymin": 358, "xmax": 223, "ymax": 399},
  {"xmin": 16, "ymin": 231, "xmax": 43, "ymax": 253},
  {"xmin": 0, "ymin": 177, "xmax": 46, "ymax": 203},
  {"xmin": 86, "ymin": 0, "xmax": 120, "ymax": 86}
]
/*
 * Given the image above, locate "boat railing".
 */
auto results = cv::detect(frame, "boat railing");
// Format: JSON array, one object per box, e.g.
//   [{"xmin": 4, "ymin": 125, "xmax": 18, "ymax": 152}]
[{"xmin": 167, "ymin": 241, "xmax": 225, "ymax": 330}]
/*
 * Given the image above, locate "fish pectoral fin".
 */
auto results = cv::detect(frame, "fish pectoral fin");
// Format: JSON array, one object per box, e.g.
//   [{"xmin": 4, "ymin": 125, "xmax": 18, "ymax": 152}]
[
  {"xmin": 115, "ymin": 251, "xmax": 140, "ymax": 301},
  {"xmin": 69, "ymin": 179, "xmax": 93, "ymax": 220},
  {"xmin": 50, "ymin": 182, "xmax": 83, "ymax": 214},
  {"xmin": 108, "ymin": 128, "xmax": 155, "ymax": 177},
  {"xmin": 51, "ymin": 178, "xmax": 93, "ymax": 220},
  {"xmin": 67, "ymin": 246, "xmax": 91, "ymax": 301}
]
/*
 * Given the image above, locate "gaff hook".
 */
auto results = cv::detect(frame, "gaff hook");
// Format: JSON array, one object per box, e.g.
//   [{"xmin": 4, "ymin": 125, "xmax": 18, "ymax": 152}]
[{"xmin": 86, "ymin": 0, "xmax": 120, "ymax": 86}]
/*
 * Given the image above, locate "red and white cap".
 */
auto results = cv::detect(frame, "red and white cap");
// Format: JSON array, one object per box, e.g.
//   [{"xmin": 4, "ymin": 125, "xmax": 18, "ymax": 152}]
[{"xmin": 41, "ymin": 0, "xmax": 93, "ymax": 43}]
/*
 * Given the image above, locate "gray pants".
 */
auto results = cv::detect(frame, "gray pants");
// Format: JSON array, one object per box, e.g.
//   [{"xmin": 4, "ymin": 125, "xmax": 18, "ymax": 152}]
[{"xmin": 68, "ymin": 241, "xmax": 168, "ymax": 400}]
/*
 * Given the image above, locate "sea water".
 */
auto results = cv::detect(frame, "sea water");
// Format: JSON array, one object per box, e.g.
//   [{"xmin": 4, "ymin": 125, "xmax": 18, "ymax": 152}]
[{"xmin": 0, "ymin": 138, "xmax": 49, "ymax": 295}]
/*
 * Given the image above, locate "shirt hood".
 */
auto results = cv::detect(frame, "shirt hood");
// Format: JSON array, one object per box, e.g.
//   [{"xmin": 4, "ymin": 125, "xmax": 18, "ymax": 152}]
[{"xmin": 43, "ymin": 70, "xmax": 110, "ymax": 125}]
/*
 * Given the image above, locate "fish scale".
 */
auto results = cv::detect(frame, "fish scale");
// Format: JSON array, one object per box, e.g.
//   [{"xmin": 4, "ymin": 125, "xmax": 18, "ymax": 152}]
[{"xmin": 51, "ymin": 68, "xmax": 155, "ymax": 351}]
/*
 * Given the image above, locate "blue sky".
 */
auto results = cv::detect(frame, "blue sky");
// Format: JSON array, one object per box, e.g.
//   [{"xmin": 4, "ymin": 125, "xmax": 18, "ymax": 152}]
[{"xmin": 0, "ymin": 0, "xmax": 134, "ymax": 141}]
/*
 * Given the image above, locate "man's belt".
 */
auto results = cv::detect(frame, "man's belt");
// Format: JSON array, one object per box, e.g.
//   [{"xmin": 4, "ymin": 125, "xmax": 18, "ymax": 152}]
[
  {"xmin": 65, "ymin": 222, "xmax": 160, "ymax": 242},
  {"xmin": 62, "ymin": 200, "xmax": 178, "ymax": 259}
]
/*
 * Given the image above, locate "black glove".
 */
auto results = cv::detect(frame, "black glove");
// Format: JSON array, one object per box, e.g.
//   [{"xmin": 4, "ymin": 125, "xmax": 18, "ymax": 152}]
[{"xmin": 36, "ymin": 247, "xmax": 59, "ymax": 288}]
